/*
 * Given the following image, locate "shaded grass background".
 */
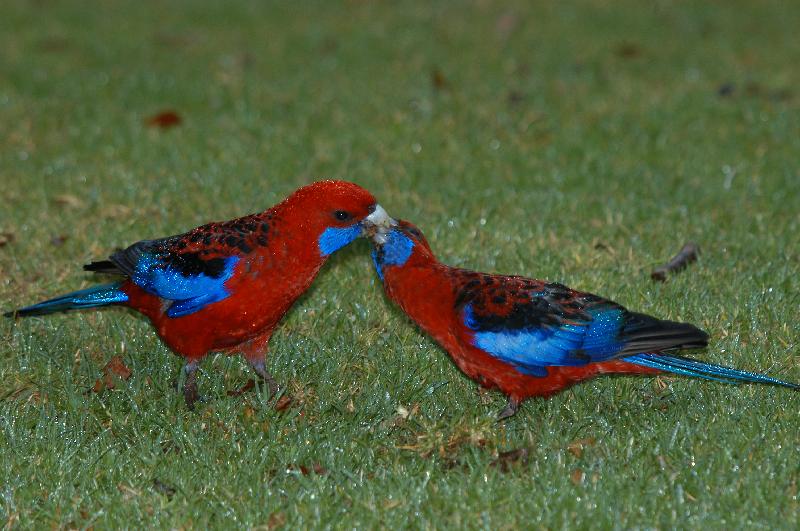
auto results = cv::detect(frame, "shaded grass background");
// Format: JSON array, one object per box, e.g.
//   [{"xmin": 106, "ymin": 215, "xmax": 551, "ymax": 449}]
[{"xmin": 1, "ymin": 0, "xmax": 799, "ymax": 528}]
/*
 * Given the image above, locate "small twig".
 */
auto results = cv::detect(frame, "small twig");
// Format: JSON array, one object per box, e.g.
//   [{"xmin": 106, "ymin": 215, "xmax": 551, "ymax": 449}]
[{"xmin": 651, "ymin": 242, "xmax": 700, "ymax": 282}]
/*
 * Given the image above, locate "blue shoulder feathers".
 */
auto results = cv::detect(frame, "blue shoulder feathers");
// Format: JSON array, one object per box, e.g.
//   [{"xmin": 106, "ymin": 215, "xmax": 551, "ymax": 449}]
[
  {"xmin": 132, "ymin": 253, "xmax": 240, "ymax": 317},
  {"xmin": 465, "ymin": 304, "xmax": 627, "ymax": 376}
]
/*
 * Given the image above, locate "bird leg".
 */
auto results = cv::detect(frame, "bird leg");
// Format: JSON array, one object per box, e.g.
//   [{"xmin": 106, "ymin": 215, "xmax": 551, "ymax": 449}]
[
  {"xmin": 496, "ymin": 397, "xmax": 519, "ymax": 421},
  {"xmin": 183, "ymin": 360, "xmax": 202, "ymax": 410},
  {"xmin": 249, "ymin": 359, "xmax": 279, "ymax": 399}
]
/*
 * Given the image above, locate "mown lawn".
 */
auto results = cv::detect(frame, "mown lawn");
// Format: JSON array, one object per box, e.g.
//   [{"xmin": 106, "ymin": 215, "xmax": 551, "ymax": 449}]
[{"xmin": 1, "ymin": 0, "xmax": 799, "ymax": 528}]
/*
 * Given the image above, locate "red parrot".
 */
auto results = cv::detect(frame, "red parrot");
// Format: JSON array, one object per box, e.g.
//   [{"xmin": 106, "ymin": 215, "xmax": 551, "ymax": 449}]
[
  {"xmin": 7, "ymin": 180, "xmax": 391, "ymax": 408},
  {"xmin": 365, "ymin": 219, "xmax": 798, "ymax": 419}
]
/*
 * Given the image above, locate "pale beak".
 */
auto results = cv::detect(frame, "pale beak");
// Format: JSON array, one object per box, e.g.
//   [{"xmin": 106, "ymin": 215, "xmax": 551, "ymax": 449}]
[{"xmin": 362, "ymin": 204, "xmax": 396, "ymax": 244}]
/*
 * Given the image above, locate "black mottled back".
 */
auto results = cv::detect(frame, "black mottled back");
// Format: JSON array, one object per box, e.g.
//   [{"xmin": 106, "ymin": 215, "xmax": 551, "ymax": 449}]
[
  {"xmin": 83, "ymin": 212, "xmax": 275, "ymax": 278},
  {"xmin": 451, "ymin": 270, "xmax": 596, "ymax": 331}
]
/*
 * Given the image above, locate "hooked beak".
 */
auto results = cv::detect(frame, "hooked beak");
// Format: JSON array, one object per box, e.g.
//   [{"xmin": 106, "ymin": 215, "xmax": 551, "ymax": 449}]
[{"xmin": 362, "ymin": 204, "xmax": 396, "ymax": 244}]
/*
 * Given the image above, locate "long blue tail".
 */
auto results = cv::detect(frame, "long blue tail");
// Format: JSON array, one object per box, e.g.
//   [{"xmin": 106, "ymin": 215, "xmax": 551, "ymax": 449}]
[
  {"xmin": 4, "ymin": 283, "xmax": 129, "ymax": 318},
  {"xmin": 626, "ymin": 353, "xmax": 799, "ymax": 390}
]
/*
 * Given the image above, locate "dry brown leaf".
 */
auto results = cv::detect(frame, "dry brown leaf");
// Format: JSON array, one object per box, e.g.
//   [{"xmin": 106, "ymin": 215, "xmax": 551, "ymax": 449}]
[
  {"xmin": 54, "ymin": 194, "xmax": 84, "ymax": 208},
  {"xmin": 92, "ymin": 355, "xmax": 132, "ymax": 393},
  {"xmin": 117, "ymin": 483, "xmax": 140, "ymax": 500},
  {"xmin": 490, "ymin": 448, "xmax": 530, "ymax": 472},
  {"xmin": 396, "ymin": 403, "xmax": 420, "ymax": 420},
  {"xmin": 227, "ymin": 379, "xmax": 255, "ymax": 397},
  {"xmin": 383, "ymin": 499, "xmax": 402, "ymax": 510},
  {"xmin": 567, "ymin": 437, "xmax": 596, "ymax": 458},
  {"xmin": 0, "ymin": 232, "xmax": 14, "ymax": 247},
  {"xmin": 285, "ymin": 463, "xmax": 327, "ymax": 476},
  {"xmin": 431, "ymin": 68, "xmax": 449, "ymax": 91},
  {"xmin": 267, "ymin": 511, "xmax": 286, "ymax": 530},
  {"xmin": 101, "ymin": 204, "xmax": 132, "ymax": 219},
  {"xmin": 615, "ymin": 42, "xmax": 642, "ymax": 58},
  {"xmin": 145, "ymin": 110, "xmax": 182, "ymax": 129},
  {"xmin": 274, "ymin": 395, "xmax": 294, "ymax": 412},
  {"xmin": 571, "ymin": 468, "xmax": 585, "ymax": 485}
]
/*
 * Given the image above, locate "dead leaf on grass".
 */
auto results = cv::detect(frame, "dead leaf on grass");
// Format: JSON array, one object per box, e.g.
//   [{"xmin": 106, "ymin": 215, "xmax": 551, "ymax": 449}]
[
  {"xmin": 383, "ymin": 499, "xmax": 402, "ymax": 510},
  {"xmin": 615, "ymin": 41, "xmax": 641, "ymax": 58},
  {"xmin": 274, "ymin": 394, "xmax": 294, "ymax": 412},
  {"xmin": 117, "ymin": 483, "xmax": 140, "ymax": 500},
  {"xmin": 490, "ymin": 448, "xmax": 530, "ymax": 472},
  {"xmin": 431, "ymin": 68, "xmax": 449, "ymax": 91},
  {"xmin": 0, "ymin": 232, "xmax": 14, "ymax": 247},
  {"xmin": 145, "ymin": 110, "xmax": 182, "ymax": 129},
  {"xmin": 54, "ymin": 194, "xmax": 84, "ymax": 209},
  {"xmin": 92, "ymin": 355, "xmax": 132, "ymax": 393},
  {"xmin": 227, "ymin": 379, "xmax": 255, "ymax": 397},
  {"xmin": 101, "ymin": 204, "xmax": 132, "ymax": 219},
  {"xmin": 567, "ymin": 437, "xmax": 596, "ymax": 458},
  {"xmin": 267, "ymin": 511, "xmax": 286, "ymax": 530},
  {"xmin": 285, "ymin": 463, "xmax": 327, "ymax": 476}
]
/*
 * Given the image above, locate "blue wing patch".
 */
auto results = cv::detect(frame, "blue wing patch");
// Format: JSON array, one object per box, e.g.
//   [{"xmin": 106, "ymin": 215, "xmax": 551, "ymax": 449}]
[
  {"xmin": 464, "ymin": 304, "xmax": 627, "ymax": 376},
  {"xmin": 132, "ymin": 254, "xmax": 240, "ymax": 317}
]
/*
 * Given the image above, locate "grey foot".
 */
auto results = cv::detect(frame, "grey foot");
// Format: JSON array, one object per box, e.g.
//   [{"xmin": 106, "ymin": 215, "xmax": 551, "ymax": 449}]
[
  {"xmin": 497, "ymin": 398, "xmax": 519, "ymax": 421},
  {"xmin": 183, "ymin": 361, "xmax": 203, "ymax": 410},
  {"xmin": 250, "ymin": 360, "xmax": 280, "ymax": 399}
]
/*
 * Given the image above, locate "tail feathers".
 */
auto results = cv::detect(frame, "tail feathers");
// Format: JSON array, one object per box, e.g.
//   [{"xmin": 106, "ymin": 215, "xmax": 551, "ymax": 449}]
[
  {"xmin": 83, "ymin": 260, "xmax": 122, "ymax": 275},
  {"xmin": 618, "ymin": 312, "xmax": 709, "ymax": 356},
  {"xmin": 626, "ymin": 353, "xmax": 799, "ymax": 390},
  {"xmin": 5, "ymin": 283, "xmax": 128, "ymax": 318}
]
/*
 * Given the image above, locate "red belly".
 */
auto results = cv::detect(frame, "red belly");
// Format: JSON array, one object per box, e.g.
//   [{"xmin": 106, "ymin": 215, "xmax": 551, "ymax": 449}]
[
  {"xmin": 452, "ymin": 342, "xmax": 661, "ymax": 403},
  {"xmin": 121, "ymin": 279, "xmax": 290, "ymax": 360}
]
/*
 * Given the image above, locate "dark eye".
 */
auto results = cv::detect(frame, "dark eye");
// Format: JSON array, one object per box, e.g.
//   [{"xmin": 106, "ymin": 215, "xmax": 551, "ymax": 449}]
[{"xmin": 334, "ymin": 210, "xmax": 351, "ymax": 221}]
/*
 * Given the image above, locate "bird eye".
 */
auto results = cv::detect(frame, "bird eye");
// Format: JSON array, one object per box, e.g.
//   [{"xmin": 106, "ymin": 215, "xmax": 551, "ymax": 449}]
[{"xmin": 334, "ymin": 210, "xmax": 351, "ymax": 221}]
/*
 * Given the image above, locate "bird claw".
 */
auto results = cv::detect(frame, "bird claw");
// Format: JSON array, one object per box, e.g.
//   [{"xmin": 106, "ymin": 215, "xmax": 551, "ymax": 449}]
[
  {"xmin": 182, "ymin": 361, "xmax": 202, "ymax": 410},
  {"xmin": 184, "ymin": 387, "xmax": 205, "ymax": 410},
  {"xmin": 249, "ymin": 360, "xmax": 280, "ymax": 400},
  {"xmin": 496, "ymin": 398, "xmax": 519, "ymax": 421},
  {"xmin": 263, "ymin": 376, "xmax": 280, "ymax": 400}
]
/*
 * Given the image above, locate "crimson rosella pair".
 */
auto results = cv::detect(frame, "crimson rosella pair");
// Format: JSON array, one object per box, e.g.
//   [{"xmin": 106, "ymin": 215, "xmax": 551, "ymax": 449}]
[{"xmin": 7, "ymin": 181, "xmax": 798, "ymax": 416}]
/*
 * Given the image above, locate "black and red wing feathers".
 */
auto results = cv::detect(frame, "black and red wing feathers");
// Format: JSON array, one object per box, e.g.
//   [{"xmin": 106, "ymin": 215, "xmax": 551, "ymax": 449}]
[
  {"xmin": 447, "ymin": 268, "xmax": 708, "ymax": 370},
  {"xmin": 84, "ymin": 212, "xmax": 274, "ymax": 278},
  {"xmin": 449, "ymin": 269, "xmax": 594, "ymax": 329}
]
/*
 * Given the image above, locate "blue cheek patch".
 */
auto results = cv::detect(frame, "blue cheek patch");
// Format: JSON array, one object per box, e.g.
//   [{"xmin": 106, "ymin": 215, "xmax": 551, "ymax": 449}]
[
  {"xmin": 132, "ymin": 255, "xmax": 240, "ymax": 317},
  {"xmin": 372, "ymin": 230, "xmax": 415, "ymax": 282},
  {"xmin": 318, "ymin": 223, "xmax": 362, "ymax": 256}
]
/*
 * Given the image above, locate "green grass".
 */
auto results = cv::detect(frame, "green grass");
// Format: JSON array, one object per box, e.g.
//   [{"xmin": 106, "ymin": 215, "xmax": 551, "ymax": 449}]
[{"xmin": 2, "ymin": 0, "xmax": 799, "ymax": 528}]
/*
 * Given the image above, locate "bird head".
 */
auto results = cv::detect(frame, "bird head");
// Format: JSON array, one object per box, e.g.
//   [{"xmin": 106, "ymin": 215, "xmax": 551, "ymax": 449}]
[{"xmin": 280, "ymin": 180, "xmax": 392, "ymax": 256}]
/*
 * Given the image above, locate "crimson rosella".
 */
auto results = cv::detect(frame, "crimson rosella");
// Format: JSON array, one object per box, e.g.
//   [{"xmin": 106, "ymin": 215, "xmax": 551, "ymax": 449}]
[
  {"xmin": 365, "ymin": 219, "xmax": 798, "ymax": 419},
  {"xmin": 7, "ymin": 180, "xmax": 392, "ymax": 408}
]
